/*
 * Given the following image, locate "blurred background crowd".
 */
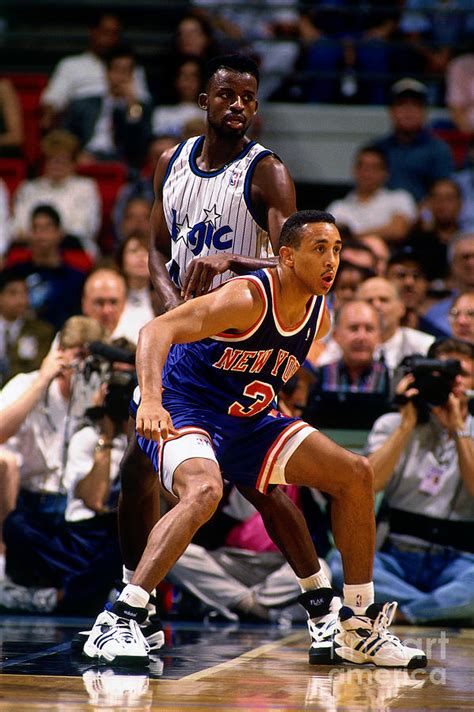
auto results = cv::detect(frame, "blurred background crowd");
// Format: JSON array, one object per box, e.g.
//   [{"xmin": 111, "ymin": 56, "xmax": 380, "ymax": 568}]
[{"xmin": 0, "ymin": 1, "xmax": 473, "ymax": 626}]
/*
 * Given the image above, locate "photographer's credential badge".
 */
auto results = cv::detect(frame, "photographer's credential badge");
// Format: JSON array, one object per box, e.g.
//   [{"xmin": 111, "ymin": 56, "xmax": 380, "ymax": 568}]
[{"xmin": 419, "ymin": 452, "xmax": 447, "ymax": 496}]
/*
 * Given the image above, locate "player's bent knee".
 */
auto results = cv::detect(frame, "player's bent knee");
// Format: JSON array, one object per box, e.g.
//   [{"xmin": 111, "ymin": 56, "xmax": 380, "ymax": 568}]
[{"xmin": 351, "ymin": 456, "xmax": 374, "ymax": 491}]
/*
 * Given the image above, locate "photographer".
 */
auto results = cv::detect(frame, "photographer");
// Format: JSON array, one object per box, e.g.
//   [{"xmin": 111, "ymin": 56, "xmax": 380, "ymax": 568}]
[
  {"xmin": 331, "ymin": 337, "xmax": 473, "ymax": 624},
  {"xmin": 0, "ymin": 341, "xmax": 135, "ymax": 614}
]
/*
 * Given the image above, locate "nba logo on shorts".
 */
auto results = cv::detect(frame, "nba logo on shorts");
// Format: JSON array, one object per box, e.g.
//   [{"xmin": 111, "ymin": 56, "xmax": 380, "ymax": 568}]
[{"xmin": 229, "ymin": 171, "xmax": 240, "ymax": 186}]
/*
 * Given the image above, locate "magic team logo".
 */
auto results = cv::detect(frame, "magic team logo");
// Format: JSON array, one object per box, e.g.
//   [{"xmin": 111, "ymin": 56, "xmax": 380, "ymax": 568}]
[{"xmin": 171, "ymin": 204, "xmax": 233, "ymax": 255}]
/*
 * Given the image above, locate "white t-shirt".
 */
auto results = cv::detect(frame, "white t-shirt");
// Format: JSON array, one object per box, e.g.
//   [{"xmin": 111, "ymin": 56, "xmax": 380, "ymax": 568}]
[
  {"xmin": 327, "ymin": 188, "xmax": 417, "ymax": 235},
  {"xmin": 41, "ymin": 51, "xmax": 150, "ymax": 110},
  {"xmin": 63, "ymin": 425, "xmax": 126, "ymax": 522},
  {"xmin": 0, "ymin": 372, "xmax": 72, "ymax": 493},
  {"xmin": 11, "ymin": 175, "xmax": 102, "ymax": 256}
]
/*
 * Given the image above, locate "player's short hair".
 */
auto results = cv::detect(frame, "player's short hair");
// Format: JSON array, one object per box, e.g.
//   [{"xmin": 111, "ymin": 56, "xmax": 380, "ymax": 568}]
[
  {"xmin": 279, "ymin": 210, "xmax": 336, "ymax": 249},
  {"xmin": 205, "ymin": 54, "xmax": 259, "ymax": 89}
]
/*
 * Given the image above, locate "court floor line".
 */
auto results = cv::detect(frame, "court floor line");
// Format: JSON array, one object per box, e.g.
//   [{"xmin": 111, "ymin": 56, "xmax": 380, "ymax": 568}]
[
  {"xmin": 0, "ymin": 642, "xmax": 72, "ymax": 669},
  {"xmin": 180, "ymin": 631, "xmax": 304, "ymax": 681}
]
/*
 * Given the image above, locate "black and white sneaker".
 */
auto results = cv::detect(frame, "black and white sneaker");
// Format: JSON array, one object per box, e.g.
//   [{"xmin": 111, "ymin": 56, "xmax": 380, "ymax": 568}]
[
  {"xmin": 298, "ymin": 588, "xmax": 342, "ymax": 665},
  {"xmin": 82, "ymin": 609, "xmax": 150, "ymax": 666},
  {"xmin": 336, "ymin": 601, "xmax": 428, "ymax": 668}
]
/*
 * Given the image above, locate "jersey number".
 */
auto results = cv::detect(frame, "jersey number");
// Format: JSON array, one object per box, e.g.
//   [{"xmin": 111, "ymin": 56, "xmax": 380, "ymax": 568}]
[{"xmin": 228, "ymin": 381, "xmax": 275, "ymax": 417}]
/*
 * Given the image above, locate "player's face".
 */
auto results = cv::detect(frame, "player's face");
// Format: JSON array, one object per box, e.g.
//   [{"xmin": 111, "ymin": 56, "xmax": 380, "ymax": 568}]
[
  {"xmin": 202, "ymin": 69, "xmax": 258, "ymax": 138},
  {"xmin": 292, "ymin": 223, "xmax": 342, "ymax": 295}
]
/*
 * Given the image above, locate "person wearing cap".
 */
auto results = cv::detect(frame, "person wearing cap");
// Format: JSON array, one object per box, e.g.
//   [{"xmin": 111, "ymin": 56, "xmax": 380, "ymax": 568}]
[
  {"xmin": 386, "ymin": 246, "xmax": 446, "ymax": 338},
  {"xmin": 374, "ymin": 78, "xmax": 454, "ymax": 202}
]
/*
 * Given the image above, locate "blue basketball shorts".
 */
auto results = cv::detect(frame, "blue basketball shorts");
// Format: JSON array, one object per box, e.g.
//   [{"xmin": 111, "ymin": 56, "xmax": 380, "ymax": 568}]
[{"xmin": 131, "ymin": 388, "xmax": 315, "ymax": 495}]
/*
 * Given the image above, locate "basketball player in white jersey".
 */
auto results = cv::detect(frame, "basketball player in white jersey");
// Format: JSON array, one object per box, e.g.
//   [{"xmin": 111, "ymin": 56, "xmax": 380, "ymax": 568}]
[{"xmin": 112, "ymin": 56, "xmax": 327, "ymax": 656}]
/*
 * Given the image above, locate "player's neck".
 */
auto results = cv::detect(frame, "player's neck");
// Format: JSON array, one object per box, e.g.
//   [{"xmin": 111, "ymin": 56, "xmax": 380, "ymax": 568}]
[
  {"xmin": 274, "ymin": 266, "xmax": 313, "ymax": 327},
  {"xmin": 199, "ymin": 134, "xmax": 249, "ymax": 171}
]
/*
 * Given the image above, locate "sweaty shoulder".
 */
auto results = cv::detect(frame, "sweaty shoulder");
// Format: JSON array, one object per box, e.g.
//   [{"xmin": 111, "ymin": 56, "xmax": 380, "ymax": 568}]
[
  {"xmin": 153, "ymin": 143, "xmax": 182, "ymax": 195},
  {"xmin": 213, "ymin": 275, "xmax": 267, "ymax": 332}
]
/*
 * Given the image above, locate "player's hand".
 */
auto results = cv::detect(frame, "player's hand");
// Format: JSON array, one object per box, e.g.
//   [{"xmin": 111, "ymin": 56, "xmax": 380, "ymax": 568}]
[
  {"xmin": 182, "ymin": 255, "xmax": 233, "ymax": 300},
  {"xmin": 136, "ymin": 400, "xmax": 179, "ymax": 441}
]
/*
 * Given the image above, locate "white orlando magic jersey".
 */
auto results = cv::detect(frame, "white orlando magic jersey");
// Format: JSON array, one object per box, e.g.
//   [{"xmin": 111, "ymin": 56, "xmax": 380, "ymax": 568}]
[{"xmin": 163, "ymin": 135, "xmax": 274, "ymax": 289}]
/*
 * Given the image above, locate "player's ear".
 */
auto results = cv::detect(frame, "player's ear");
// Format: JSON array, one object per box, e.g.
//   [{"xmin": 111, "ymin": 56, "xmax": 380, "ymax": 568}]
[
  {"xmin": 254, "ymin": 99, "xmax": 259, "ymax": 113},
  {"xmin": 280, "ymin": 245, "xmax": 294, "ymax": 267},
  {"xmin": 198, "ymin": 93, "xmax": 208, "ymax": 110}
]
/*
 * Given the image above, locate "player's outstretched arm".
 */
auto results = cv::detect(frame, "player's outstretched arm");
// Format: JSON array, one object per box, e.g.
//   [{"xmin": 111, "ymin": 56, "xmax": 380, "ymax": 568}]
[
  {"xmin": 135, "ymin": 279, "xmax": 263, "ymax": 440},
  {"xmin": 148, "ymin": 147, "xmax": 183, "ymax": 312},
  {"xmin": 181, "ymin": 155, "xmax": 297, "ymax": 300}
]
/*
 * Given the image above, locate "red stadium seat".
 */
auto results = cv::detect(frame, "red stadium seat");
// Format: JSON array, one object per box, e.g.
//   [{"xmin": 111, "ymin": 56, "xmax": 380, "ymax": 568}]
[
  {"xmin": 432, "ymin": 127, "xmax": 474, "ymax": 170},
  {"xmin": 77, "ymin": 161, "xmax": 128, "ymax": 253},
  {"xmin": 0, "ymin": 158, "xmax": 27, "ymax": 205},
  {"xmin": 4, "ymin": 73, "xmax": 49, "ymax": 169}
]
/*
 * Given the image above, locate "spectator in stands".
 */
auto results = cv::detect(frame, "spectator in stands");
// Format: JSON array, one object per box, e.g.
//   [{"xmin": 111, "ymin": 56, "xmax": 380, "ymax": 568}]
[
  {"xmin": 340, "ymin": 240, "xmax": 377, "ymax": 274},
  {"xmin": 4, "ymin": 205, "xmax": 86, "ymax": 331},
  {"xmin": 446, "ymin": 45, "xmax": 474, "ymax": 133},
  {"xmin": 399, "ymin": 1, "xmax": 474, "ymax": 106},
  {"xmin": 112, "ymin": 135, "xmax": 176, "ymax": 243},
  {"xmin": 6, "ymin": 204, "xmax": 93, "ymax": 275},
  {"xmin": 64, "ymin": 45, "xmax": 152, "ymax": 171},
  {"xmin": 0, "ymin": 316, "xmax": 104, "ymax": 589},
  {"xmin": 374, "ymin": 78, "xmax": 454, "ymax": 202},
  {"xmin": 359, "ymin": 234, "xmax": 390, "ymax": 276},
  {"xmin": 152, "ymin": 58, "xmax": 204, "ymax": 138},
  {"xmin": 169, "ymin": 483, "xmax": 331, "ymax": 623},
  {"xmin": 82, "ymin": 268, "xmax": 133, "ymax": 342},
  {"xmin": 0, "ymin": 78, "xmax": 24, "ymax": 158},
  {"xmin": 331, "ymin": 337, "xmax": 474, "ymax": 625},
  {"xmin": 40, "ymin": 11, "xmax": 150, "ymax": 131},
  {"xmin": 0, "ymin": 269, "xmax": 54, "ymax": 388},
  {"xmin": 424, "ymin": 234, "xmax": 474, "ymax": 336},
  {"xmin": 356, "ymin": 276, "xmax": 435, "ymax": 373},
  {"xmin": 449, "ymin": 292, "xmax": 474, "ymax": 344},
  {"xmin": 11, "ymin": 130, "xmax": 101, "ymax": 257},
  {"xmin": 406, "ymin": 178, "xmax": 463, "ymax": 286},
  {"xmin": 327, "ymin": 146, "xmax": 417, "ymax": 244},
  {"xmin": 298, "ymin": 1, "xmax": 400, "ymax": 105},
  {"xmin": 386, "ymin": 246, "xmax": 445, "ymax": 338},
  {"xmin": 0, "ymin": 178, "xmax": 9, "ymax": 263},
  {"xmin": 453, "ymin": 138, "xmax": 474, "ymax": 233},
  {"xmin": 0, "ymin": 362, "xmax": 133, "ymax": 615},
  {"xmin": 115, "ymin": 196, "xmax": 152, "ymax": 246},
  {"xmin": 114, "ymin": 234, "xmax": 156, "ymax": 344},
  {"xmin": 304, "ymin": 300, "xmax": 391, "ymax": 430}
]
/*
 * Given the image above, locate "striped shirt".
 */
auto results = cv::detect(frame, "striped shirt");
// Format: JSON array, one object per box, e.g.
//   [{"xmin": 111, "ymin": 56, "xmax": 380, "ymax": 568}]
[{"xmin": 162, "ymin": 135, "xmax": 274, "ymax": 289}]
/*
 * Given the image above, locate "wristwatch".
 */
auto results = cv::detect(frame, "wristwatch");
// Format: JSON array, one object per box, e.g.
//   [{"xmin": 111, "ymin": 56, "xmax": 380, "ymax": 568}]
[
  {"xmin": 454, "ymin": 430, "xmax": 471, "ymax": 440},
  {"xmin": 95, "ymin": 437, "xmax": 113, "ymax": 452}
]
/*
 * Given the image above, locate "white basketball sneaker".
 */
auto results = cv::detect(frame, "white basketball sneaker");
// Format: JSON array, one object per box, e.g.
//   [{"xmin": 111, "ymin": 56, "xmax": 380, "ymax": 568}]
[
  {"xmin": 335, "ymin": 601, "xmax": 427, "ymax": 668},
  {"xmin": 298, "ymin": 588, "xmax": 342, "ymax": 665},
  {"xmin": 83, "ymin": 610, "xmax": 150, "ymax": 666}
]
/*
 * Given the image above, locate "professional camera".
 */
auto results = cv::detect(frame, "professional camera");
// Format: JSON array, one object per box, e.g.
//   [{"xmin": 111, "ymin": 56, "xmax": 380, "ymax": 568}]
[{"xmin": 394, "ymin": 355, "xmax": 462, "ymax": 421}]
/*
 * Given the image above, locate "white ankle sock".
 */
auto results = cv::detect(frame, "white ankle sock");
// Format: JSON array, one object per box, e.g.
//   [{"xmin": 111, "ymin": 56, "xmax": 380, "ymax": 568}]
[
  {"xmin": 343, "ymin": 582, "xmax": 374, "ymax": 612},
  {"xmin": 298, "ymin": 568, "xmax": 331, "ymax": 592},
  {"xmin": 118, "ymin": 583, "xmax": 150, "ymax": 609},
  {"xmin": 122, "ymin": 566, "xmax": 135, "ymax": 584}
]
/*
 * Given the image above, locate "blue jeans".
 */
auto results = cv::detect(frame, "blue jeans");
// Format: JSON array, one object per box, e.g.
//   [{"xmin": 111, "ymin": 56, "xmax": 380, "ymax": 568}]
[{"xmin": 328, "ymin": 542, "xmax": 474, "ymax": 623}]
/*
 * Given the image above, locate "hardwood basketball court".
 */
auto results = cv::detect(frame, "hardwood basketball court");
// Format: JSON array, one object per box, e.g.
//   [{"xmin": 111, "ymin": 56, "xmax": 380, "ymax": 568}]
[{"xmin": 1, "ymin": 616, "xmax": 473, "ymax": 710}]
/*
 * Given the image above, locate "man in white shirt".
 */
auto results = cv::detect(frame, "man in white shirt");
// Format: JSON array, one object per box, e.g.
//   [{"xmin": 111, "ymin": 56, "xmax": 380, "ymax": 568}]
[
  {"xmin": 327, "ymin": 145, "xmax": 417, "ymax": 245},
  {"xmin": 356, "ymin": 276, "xmax": 434, "ymax": 373},
  {"xmin": 40, "ymin": 11, "xmax": 149, "ymax": 130}
]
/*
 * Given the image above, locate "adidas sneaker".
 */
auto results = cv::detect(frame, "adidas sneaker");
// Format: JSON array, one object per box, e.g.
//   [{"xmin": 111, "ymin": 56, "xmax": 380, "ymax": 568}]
[
  {"xmin": 82, "ymin": 609, "xmax": 150, "ymax": 666},
  {"xmin": 298, "ymin": 588, "xmax": 342, "ymax": 665},
  {"xmin": 335, "ymin": 601, "xmax": 427, "ymax": 668}
]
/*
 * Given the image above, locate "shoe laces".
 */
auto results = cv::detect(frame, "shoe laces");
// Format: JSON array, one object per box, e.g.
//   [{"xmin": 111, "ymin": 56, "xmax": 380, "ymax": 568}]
[
  {"xmin": 112, "ymin": 617, "xmax": 149, "ymax": 650},
  {"xmin": 371, "ymin": 602, "xmax": 404, "ymax": 648}
]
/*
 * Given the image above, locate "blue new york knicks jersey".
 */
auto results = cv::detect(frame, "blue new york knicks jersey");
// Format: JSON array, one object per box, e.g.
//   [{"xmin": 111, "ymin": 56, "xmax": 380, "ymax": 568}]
[{"xmin": 162, "ymin": 268, "xmax": 326, "ymax": 417}]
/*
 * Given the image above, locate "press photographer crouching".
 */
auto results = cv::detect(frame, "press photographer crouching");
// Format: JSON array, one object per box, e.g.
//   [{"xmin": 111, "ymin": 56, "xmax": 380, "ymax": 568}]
[
  {"xmin": 331, "ymin": 337, "xmax": 474, "ymax": 624},
  {"xmin": 0, "ymin": 328, "xmax": 136, "ymax": 614}
]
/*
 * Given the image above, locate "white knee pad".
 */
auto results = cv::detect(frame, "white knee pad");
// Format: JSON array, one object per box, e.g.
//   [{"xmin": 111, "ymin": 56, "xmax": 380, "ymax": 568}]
[{"xmin": 161, "ymin": 432, "xmax": 218, "ymax": 496}]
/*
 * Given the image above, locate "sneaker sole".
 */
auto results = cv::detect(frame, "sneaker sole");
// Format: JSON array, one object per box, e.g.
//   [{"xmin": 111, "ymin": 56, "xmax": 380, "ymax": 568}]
[{"xmin": 82, "ymin": 641, "xmax": 150, "ymax": 667}]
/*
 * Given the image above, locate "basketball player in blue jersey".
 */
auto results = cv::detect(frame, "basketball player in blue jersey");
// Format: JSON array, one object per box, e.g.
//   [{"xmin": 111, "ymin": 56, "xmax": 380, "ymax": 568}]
[
  {"xmin": 84, "ymin": 211, "xmax": 427, "ymax": 670},
  {"xmin": 112, "ymin": 54, "xmax": 326, "ymax": 656}
]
